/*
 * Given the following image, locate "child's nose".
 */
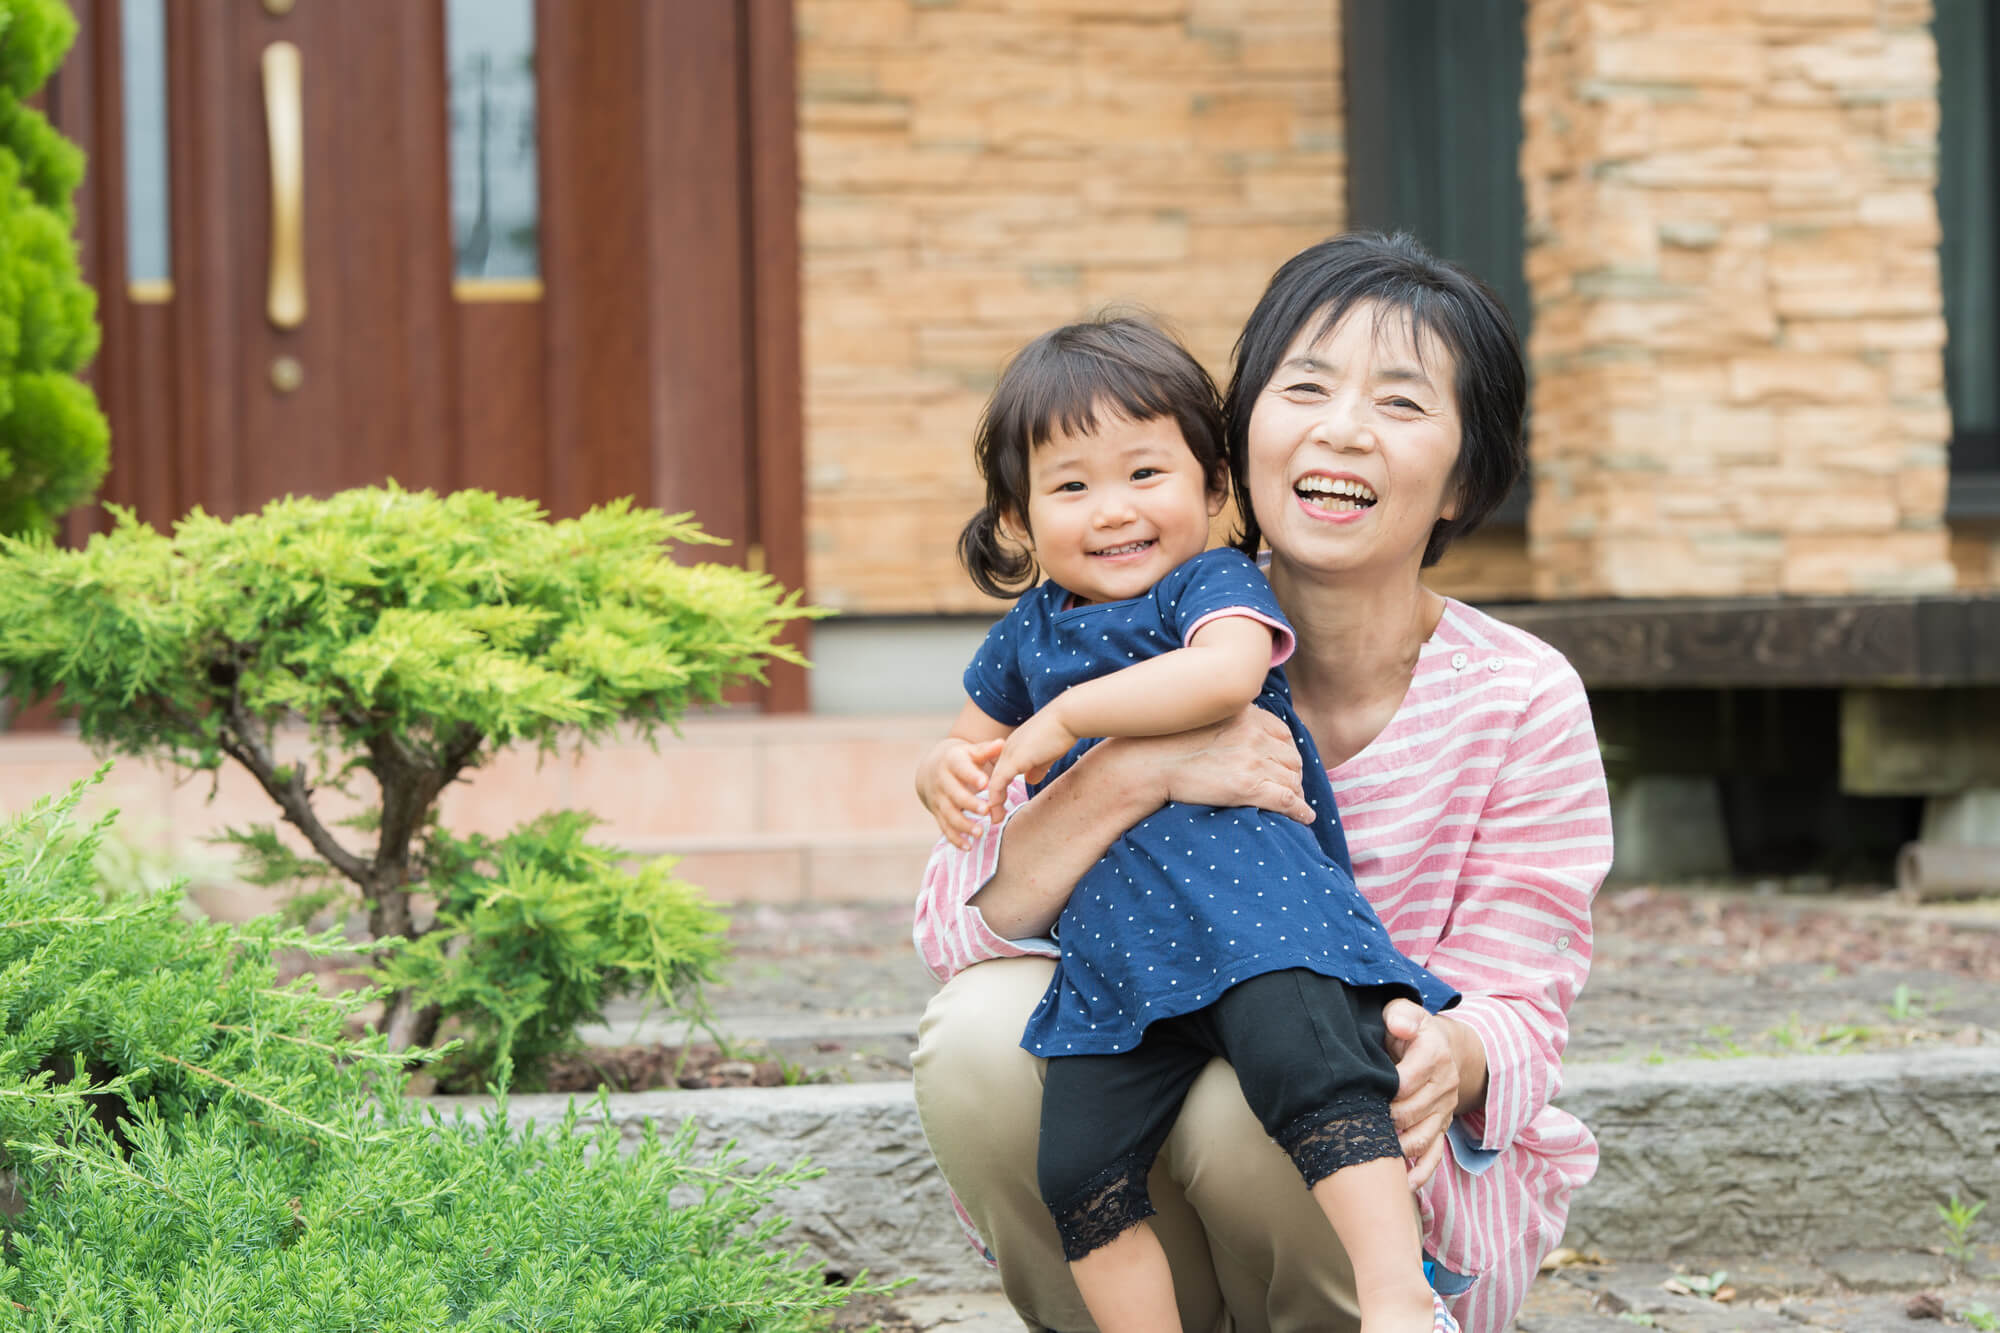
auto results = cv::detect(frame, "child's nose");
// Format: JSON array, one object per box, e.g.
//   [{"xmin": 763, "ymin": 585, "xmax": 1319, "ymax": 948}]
[{"xmin": 1093, "ymin": 495, "xmax": 1137, "ymax": 525}]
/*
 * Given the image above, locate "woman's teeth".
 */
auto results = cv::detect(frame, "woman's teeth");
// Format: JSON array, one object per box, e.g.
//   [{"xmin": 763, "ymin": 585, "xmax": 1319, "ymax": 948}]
[{"xmin": 1295, "ymin": 477, "xmax": 1377, "ymax": 511}]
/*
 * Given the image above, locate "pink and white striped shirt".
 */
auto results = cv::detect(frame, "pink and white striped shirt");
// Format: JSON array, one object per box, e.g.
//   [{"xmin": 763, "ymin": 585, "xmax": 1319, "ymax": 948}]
[{"xmin": 914, "ymin": 598, "xmax": 1613, "ymax": 1333}]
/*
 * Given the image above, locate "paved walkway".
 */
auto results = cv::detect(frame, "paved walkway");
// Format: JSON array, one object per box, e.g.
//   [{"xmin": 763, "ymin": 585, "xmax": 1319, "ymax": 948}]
[{"xmin": 835, "ymin": 1252, "xmax": 2000, "ymax": 1332}]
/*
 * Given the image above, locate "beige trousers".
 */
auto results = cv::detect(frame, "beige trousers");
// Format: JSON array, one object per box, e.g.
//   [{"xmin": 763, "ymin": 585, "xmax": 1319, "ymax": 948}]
[{"xmin": 912, "ymin": 955, "xmax": 1363, "ymax": 1333}]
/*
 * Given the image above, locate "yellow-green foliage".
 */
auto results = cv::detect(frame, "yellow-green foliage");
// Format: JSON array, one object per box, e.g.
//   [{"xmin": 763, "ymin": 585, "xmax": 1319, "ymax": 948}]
[
  {"xmin": 0, "ymin": 486, "xmax": 810, "ymax": 767},
  {"xmin": 0, "ymin": 0, "xmax": 109, "ymax": 537},
  {"xmin": 0, "ymin": 779, "xmax": 870, "ymax": 1330},
  {"xmin": 0, "ymin": 485, "xmax": 818, "ymax": 1074},
  {"xmin": 378, "ymin": 812, "xmax": 731, "ymax": 1091}
]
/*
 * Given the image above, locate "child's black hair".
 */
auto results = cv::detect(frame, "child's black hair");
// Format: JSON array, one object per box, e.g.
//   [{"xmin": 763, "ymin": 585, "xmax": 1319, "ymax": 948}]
[{"xmin": 958, "ymin": 315, "xmax": 1231, "ymax": 600}]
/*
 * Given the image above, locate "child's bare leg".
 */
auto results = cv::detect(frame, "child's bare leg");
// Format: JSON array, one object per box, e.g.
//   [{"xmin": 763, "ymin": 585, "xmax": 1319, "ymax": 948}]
[
  {"xmin": 1310, "ymin": 1156, "xmax": 1436, "ymax": 1333},
  {"xmin": 1069, "ymin": 1220, "xmax": 1182, "ymax": 1333}
]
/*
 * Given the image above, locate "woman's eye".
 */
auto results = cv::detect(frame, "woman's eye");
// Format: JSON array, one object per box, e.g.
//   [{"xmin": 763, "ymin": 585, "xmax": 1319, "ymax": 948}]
[
  {"xmin": 1284, "ymin": 382, "xmax": 1325, "ymax": 396},
  {"xmin": 1384, "ymin": 396, "xmax": 1421, "ymax": 412}
]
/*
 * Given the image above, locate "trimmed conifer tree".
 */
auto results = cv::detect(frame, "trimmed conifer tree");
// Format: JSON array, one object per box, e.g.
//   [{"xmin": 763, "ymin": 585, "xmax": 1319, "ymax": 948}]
[
  {"xmin": 0, "ymin": 0, "xmax": 110, "ymax": 537},
  {"xmin": 0, "ymin": 486, "xmax": 819, "ymax": 1082}
]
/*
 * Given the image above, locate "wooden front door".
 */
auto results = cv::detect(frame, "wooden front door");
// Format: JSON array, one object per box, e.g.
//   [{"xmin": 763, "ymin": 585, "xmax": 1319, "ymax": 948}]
[{"xmin": 49, "ymin": 0, "xmax": 806, "ymax": 708}]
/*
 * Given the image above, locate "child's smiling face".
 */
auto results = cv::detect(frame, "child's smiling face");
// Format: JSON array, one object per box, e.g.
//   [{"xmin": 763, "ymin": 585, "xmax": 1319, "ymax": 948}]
[{"xmin": 1009, "ymin": 410, "xmax": 1225, "ymax": 605}]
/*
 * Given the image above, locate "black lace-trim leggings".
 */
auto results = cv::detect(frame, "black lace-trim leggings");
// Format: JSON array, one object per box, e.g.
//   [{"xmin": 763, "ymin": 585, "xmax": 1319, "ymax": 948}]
[{"xmin": 1036, "ymin": 969, "xmax": 1405, "ymax": 1263}]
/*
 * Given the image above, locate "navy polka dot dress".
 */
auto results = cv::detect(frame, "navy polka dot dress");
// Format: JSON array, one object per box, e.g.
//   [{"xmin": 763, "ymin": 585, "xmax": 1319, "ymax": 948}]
[{"xmin": 964, "ymin": 548, "xmax": 1458, "ymax": 1058}]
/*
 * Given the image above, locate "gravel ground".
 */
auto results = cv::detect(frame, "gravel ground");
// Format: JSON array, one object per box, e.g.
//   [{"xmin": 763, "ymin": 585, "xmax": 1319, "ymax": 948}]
[
  {"xmin": 581, "ymin": 883, "xmax": 2000, "ymax": 1086},
  {"xmin": 1571, "ymin": 886, "xmax": 2000, "ymax": 1063},
  {"xmin": 826, "ymin": 1250, "xmax": 2000, "ymax": 1332}
]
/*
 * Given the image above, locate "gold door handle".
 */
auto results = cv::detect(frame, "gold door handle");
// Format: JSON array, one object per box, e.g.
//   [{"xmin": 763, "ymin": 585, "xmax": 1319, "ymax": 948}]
[{"xmin": 262, "ymin": 41, "xmax": 305, "ymax": 330}]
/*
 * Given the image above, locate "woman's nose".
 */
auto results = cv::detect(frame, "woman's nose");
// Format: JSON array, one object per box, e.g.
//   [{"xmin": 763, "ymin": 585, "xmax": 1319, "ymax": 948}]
[{"xmin": 1312, "ymin": 391, "xmax": 1376, "ymax": 451}]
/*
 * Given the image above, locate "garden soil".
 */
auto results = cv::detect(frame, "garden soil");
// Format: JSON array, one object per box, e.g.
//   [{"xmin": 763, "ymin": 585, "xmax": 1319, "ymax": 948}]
[{"xmin": 568, "ymin": 883, "xmax": 2000, "ymax": 1091}]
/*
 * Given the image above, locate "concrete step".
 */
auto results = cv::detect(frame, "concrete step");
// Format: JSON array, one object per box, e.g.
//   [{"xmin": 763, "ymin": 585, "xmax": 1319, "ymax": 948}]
[
  {"xmin": 444, "ymin": 1047, "xmax": 2000, "ymax": 1296},
  {"xmin": 0, "ymin": 716, "xmax": 953, "ymax": 909}
]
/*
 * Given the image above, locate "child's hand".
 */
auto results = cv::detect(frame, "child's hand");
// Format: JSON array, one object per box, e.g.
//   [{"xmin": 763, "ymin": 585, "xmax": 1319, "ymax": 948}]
[
  {"xmin": 985, "ymin": 709, "xmax": 1078, "ymax": 810},
  {"xmin": 917, "ymin": 737, "xmax": 1005, "ymax": 849}
]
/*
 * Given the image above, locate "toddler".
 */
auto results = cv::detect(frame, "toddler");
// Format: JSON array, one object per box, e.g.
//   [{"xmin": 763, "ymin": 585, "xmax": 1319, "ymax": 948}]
[{"xmin": 917, "ymin": 316, "xmax": 1459, "ymax": 1333}]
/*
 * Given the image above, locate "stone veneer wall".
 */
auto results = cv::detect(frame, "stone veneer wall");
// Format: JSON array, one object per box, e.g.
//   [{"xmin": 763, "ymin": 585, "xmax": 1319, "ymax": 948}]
[
  {"xmin": 1521, "ymin": 0, "xmax": 1957, "ymax": 598},
  {"xmin": 795, "ymin": 0, "xmax": 1350, "ymax": 614}
]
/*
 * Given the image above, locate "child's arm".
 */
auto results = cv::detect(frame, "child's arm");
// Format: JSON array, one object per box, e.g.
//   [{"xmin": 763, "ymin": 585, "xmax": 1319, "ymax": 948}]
[
  {"xmin": 917, "ymin": 700, "xmax": 1015, "ymax": 848},
  {"xmin": 984, "ymin": 614, "xmax": 1277, "ymax": 807}
]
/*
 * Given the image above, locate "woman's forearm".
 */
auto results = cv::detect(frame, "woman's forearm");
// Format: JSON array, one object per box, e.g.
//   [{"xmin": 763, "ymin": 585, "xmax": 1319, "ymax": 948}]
[{"xmin": 969, "ymin": 742, "xmax": 1163, "ymax": 939}]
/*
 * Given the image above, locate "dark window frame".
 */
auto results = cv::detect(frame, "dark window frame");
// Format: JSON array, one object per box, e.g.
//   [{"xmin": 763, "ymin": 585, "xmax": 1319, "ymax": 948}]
[
  {"xmin": 1343, "ymin": 0, "xmax": 1531, "ymax": 525},
  {"xmin": 1938, "ymin": 0, "xmax": 2000, "ymax": 518}
]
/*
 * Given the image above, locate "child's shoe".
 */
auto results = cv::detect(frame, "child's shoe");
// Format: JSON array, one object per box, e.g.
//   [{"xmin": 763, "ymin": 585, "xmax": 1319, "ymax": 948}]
[{"xmin": 1432, "ymin": 1291, "xmax": 1461, "ymax": 1333}]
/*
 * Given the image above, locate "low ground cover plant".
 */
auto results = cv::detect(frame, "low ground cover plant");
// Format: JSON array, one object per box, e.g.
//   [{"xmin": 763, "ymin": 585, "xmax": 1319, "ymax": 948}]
[
  {"xmin": 0, "ymin": 778, "xmax": 867, "ymax": 1330},
  {"xmin": 0, "ymin": 485, "xmax": 817, "ymax": 1085}
]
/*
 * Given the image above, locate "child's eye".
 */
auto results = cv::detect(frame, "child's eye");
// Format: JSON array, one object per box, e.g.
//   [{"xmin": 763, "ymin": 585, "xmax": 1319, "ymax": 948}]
[
  {"xmin": 1056, "ymin": 481, "xmax": 1087, "ymax": 493},
  {"xmin": 1130, "ymin": 467, "xmax": 1162, "ymax": 481}
]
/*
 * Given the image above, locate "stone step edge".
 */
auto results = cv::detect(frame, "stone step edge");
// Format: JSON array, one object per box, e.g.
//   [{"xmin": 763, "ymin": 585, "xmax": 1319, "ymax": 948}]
[
  {"xmin": 433, "ymin": 1046, "xmax": 2000, "ymax": 1292},
  {"xmin": 613, "ymin": 832, "xmax": 936, "ymax": 857}
]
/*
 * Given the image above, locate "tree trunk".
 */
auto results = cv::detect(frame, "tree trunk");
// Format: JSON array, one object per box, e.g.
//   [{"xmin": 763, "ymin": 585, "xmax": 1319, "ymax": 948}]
[{"xmin": 383, "ymin": 991, "xmax": 443, "ymax": 1054}]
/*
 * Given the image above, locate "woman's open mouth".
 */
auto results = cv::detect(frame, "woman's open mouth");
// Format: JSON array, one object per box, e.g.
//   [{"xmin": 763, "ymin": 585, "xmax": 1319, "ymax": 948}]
[{"xmin": 1294, "ymin": 476, "xmax": 1377, "ymax": 515}]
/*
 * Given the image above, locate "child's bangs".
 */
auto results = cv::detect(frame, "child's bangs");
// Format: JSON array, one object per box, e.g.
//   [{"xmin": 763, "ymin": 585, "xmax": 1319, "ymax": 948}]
[{"xmin": 1013, "ymin": 350, "xmax": 1185, "ymax": 450}]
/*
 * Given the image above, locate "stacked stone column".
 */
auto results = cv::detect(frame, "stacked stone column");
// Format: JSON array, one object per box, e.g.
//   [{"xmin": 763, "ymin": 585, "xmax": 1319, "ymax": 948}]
[{"xmin": 1522, "ymin": 0, "xmax": 1955, "ymax": 597}]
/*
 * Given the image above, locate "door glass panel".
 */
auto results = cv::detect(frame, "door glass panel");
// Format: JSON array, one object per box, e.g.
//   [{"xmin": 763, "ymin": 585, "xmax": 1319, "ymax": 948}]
[
  {"xmin": 121, "ymin": 0, "xmax": 171, "ymax": 294},
  {"xmin": 446, "ymin": 0, "xmax": 540, "ymax": 282}
]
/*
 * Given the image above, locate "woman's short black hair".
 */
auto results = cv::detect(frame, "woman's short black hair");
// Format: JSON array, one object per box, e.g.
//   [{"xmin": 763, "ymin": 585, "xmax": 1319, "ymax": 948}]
[
  {"xmin": 959, "ymin": 315, "xmax": 1230, "ymax": 600},
  {"xmin": 1222, "ymin": 232, "xmax": 1528, "ymax": 568}
]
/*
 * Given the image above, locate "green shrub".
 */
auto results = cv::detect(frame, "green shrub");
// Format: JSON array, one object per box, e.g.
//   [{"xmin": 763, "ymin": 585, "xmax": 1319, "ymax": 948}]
[
  {"xmin": 375, "ymin": 812, "xmax": 730, "ymax": 1090},
  {"xmin": 0, "ymin": 777, "xmax": 869, "ymax": 1331},
  {"xmin": 0, "ymin": 0, "xmax": 110, "ymax": 538},
  {"xmin": 0, "ymin": 486, "xmax": 818, "ymax": 1078}
]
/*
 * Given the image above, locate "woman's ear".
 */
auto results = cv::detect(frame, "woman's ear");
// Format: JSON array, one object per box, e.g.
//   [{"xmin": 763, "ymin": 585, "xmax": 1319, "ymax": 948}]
[{"xmin": 1439, "ymin": 459, "xmax": 1465, "ymax": 523}]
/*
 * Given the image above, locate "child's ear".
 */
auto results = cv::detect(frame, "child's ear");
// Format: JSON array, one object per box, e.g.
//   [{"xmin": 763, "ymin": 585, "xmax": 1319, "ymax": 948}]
[
  {"xmin": 998, "ymin": 508, "xmax": 1032, "ymax": 549},
  {"xmin": 1206, "ymin": 483, "xmax": 1229, "ymax": 519}
]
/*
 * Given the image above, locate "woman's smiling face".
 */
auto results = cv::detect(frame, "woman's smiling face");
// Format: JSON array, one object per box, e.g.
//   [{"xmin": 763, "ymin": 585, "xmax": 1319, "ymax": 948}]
[{"xmin": 1246, "ymin": 300, "xmax": 1464, "ymax": 579}]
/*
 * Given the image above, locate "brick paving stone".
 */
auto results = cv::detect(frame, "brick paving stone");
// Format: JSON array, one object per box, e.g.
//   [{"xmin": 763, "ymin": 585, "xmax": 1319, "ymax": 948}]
[
  {"xmin": 1962, "ymin": 1242, "xmax": 2000, "ymax": 1284},
  {"xmin": 1514, "ymin": 1317, "xmax": 1638, "ymax": 1333},
  {"xmin": 1687, "ymin": 1258, "xmax": 1833, "ymax": 1300},
  {"xmin": 1816, "ymin": 1251, "xmax": 1953, "ymax": 1293},
  {"xmin": 1780, "ymin": 1291, "xmax": 1949, "ymax": 1333},
  {"xmin": 1522, "ymin": 1266, "xmax": 1801, "ymax": 1333},
  {"xmin": 835, "ymin": 1261, "xmax": 2000, "ymax": 1332},
  {"xmin": 1554, "ymin": 1263, "xmax": 1718, "ymax": 1315}
]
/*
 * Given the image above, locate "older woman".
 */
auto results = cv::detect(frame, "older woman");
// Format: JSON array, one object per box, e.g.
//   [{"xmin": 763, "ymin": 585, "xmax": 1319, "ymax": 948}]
[{"xmin": 911, "ymin": 233, "xmax": 1612, "ymax": 1333}]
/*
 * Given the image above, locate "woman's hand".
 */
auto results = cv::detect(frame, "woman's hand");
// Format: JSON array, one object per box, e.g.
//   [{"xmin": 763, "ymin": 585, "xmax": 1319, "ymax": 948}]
[
  {"xmin": 1383, "ymin": 1002, "xmax": 1487, "ymax": 1189},
  {"xmin": 1127, "ymin": 705, "xmax": 1315, "ymax": 824}
]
